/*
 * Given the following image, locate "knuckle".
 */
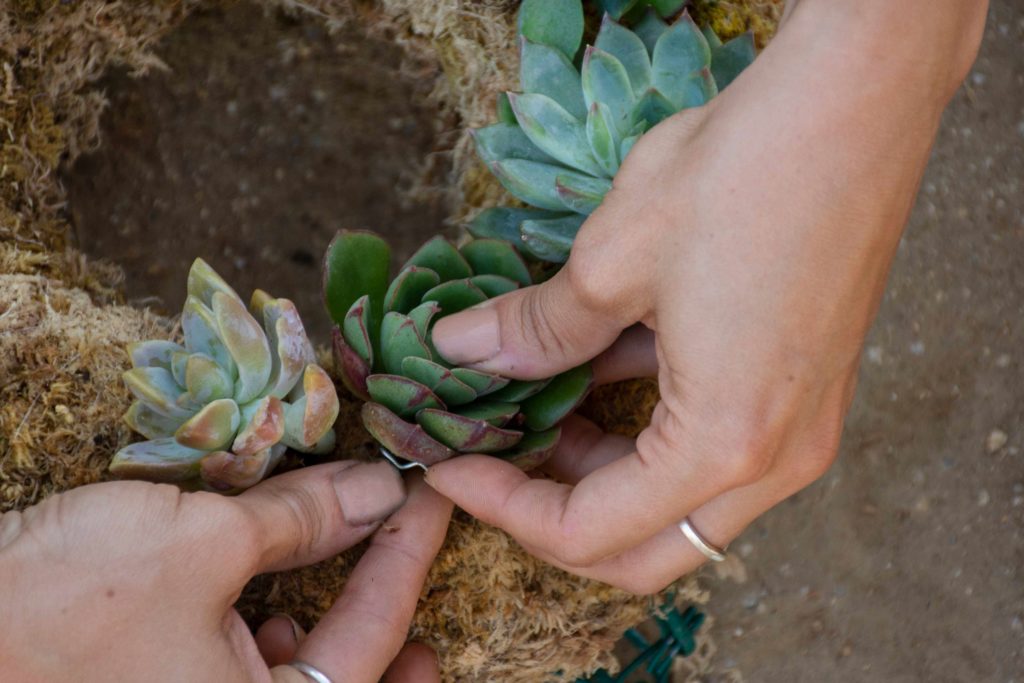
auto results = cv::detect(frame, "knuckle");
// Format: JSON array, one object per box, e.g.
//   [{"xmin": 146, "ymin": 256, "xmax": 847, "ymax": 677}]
[
  {"xmin": 516, "ymin": 286, "xmax": 571, "ymax": 362},
  {"xmin": 553, "ymin": 535, "xmax": 605, "ymax": 568},
  {"xmin": 614, "ymin": 573, "xmax": 672, "ymax": 597},
  {"xmin": 563, "ymin": 256, "xmax": 620, "ymax": 317}
]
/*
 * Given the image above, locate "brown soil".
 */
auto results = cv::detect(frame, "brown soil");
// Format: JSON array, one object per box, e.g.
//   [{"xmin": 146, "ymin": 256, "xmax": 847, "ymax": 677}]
[{"xmin": 64, "ymin": 2, "xmax": 450, "ymax": 343}]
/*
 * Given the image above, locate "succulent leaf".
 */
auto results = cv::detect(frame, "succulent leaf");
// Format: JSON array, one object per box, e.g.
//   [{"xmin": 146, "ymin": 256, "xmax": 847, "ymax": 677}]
[
  {"xmin": 520, "ymin": 214, "xmax": 586, "ymax": 263},
  {"xmin": 124, "ymin": 401, "xmax": 186, "ymax": 440},
  {"xmin": 129, "ymin": 340, "xmax": 185, "ymax": 371},
  {"xmin": 323, "ymin": 230, "xmax": 391, "ymax": 358},
  {"xmin": 232, "ymin": 396, "xmax": 285, "ymax": 457},
  {"xmin": 634, "ymin": 9, "xmax": 669, "ymax": 56},
  {"xmin": 212, "ymin": 292, "xmax": 273, "ymax": 405},
  {"xmin": 620, "ymin": 133, "xmax": 642, "ymax": 162},
  {"xmin": 711, "ymin": 32, "xmax": 756, "ymax": 90},
  {"xmin": 384, "ymin": 266, "xmax": 441, "ymax": 315},
  {"xmin": 282, "ymin": 365, "xmax": 340, "ymax": 451},
  {"xmin": 470, "ymin": 274, "xmax": 520, "ymax": 298},
  {"xmin": 362, "ymin": 402, "xmax": 456, "ymax": 465},
  {"xmin": 123, "ymin": 367, "xmax": 192, "ymax": 419},
  {"xmin": 586, "ymin": 102, "xmax": 621, "ymax": 177},
  {"xmin": 455, "ymin": 401, "xmax": 521, "ymax": 427},
  {"xmin": 450, "ymin": 368, "xmax": 511, "ymax": 397},
  {"xmin": 459, "ymin": 239, "xmax": 531, "ymax": 286},
  {"xmin": 342, "ymin": 295, "xmax": 374, "ymax": 367},
  {"xmin": 420, "ymin": 279, "xmax": 488, "ymax": 316},
  {"xmin": 404, "ymin": 236, "xmax": 474, "ymax": 281},
  {"xmin": 187, "ymin": 258, "xmax": 241, "ymax": 308},
  {"xmin": 417, "ymin": 409, "xmax": 524, "ymax": 454},
  {"xmin": 521, "ymin": 364, "xmax": 595, "ymax": 431},
  {"xmin": 489, "ymin": 378, "xmax": 553, "ymax": 402},
  {"xmin": 407, "ymin": 301, "xmax": 441, "ymax": 338},
  {"xmin": 517, "ymin": 0, "xmax": 584, "ymax": 61},
  {"xmin": 199, "ymin": 448, "xmax": 273, "ymax": 492},
  {"xmin": 630, "ymin": 87, "xmax": 678, "ymax": 128},
  {"xmin": 184, "ymin": 353, "xmax": 233, "ymax": 404},
  {"xmin": 401, "ymin": 356, "xmax": 478, "ymax": 406},
  {"xmin": 582, "ymin": 46, "xmax": 636, "ymax": 131},
  {"xmin": 701, "ymin": 24, "xmax": 723, "ymax": 49},
  {"xmin": 381, "ymin": 313, "xmax": 432, "ymax": 375},
  {"xmin": 520, "ymin": 38, "xmax": 587, "ymax": 119},
  {"xmin": 182, "ymin": 296, "xmax": 235, "ymax": 377},
  {"xmin": 367, "ymin": 374, "xmax": 445, "ymax": 418},
  {"xmin": 468, "ymin": 207, "xmax": 570, "ymax": 250},
  {"xmin": 509, "ymin": 93, "xmax": 604, "ymax": 177},
  {"xmin": 110, "ymin": 438, "xmax": 206, "ymax": 483},
  {"xmin": 651, "ymin": 13, "xmax": 711, "ymax": 98},
  {"xmin": 497, "ymin": 427, "xmax": 561, "ymax": 470},
  {"xmin": 596, "ymin": 15, "xmax": 653, "ymax": 97},
  {"xmin": 597, "ymin": 0, "xmax": 639, "ymax": 21},
  {"xmin": 174, "ymin": 398, "xmax": 241, "ymax": 451},
  {"xmin": 472, "ymin": 122, "xmax": 557, "ymax": 167},
  {"xmin": 496, "ymin": 91, "xmax": 517, "ymax": 124},
  {"xmin": 261, "ymin": 297, "xmax": 313, "ymax": 399},
  {"xmin": 332, "ymin": 327, "xmax": 371, "ymax": 400},
  {"xmin": 555, "ymin": 173, "xmax": 612, "ymax": 214},
  {"xmin": 490, "ymin": 159, "xmax": 577, "ymax": 212}
]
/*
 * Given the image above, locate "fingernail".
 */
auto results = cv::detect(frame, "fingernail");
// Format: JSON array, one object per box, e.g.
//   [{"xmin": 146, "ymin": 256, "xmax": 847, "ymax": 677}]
[
  {"xmin": 334, "ymin": 461, "xmax": 406, "ymax": 526},
  {"xmin": 431, "ymin": 304, "xmax": 500, "ymax": 365},
  {"xmin": 271, "ymin": 613, "xmax": 303, "ymax": 645}
]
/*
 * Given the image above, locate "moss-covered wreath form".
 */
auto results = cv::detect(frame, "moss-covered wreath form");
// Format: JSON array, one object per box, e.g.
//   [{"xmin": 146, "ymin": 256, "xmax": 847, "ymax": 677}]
[{"xmin": 0, "ymin": 1, "xmax": 780, "ymax": 681}]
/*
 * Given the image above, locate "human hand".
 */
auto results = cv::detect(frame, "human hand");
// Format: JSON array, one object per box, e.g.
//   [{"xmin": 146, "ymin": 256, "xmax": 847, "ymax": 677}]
[
  {"xmin": 0, "ymin": 462, "xmax": 452, "ymax": 682},
  {"xmin": 424, "ymin": 0, "xmax": 987, "ymax": 593}
]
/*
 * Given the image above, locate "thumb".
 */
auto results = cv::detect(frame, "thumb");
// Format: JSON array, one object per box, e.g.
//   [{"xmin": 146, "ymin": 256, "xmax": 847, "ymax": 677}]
[{"xmin": 431, "ymin": 264, "xmax": 633, "ymax": 379}]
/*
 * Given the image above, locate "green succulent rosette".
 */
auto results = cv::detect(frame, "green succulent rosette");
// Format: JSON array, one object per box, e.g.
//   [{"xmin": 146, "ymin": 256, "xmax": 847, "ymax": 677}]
[
  {"xmin": 110, "ymin": 259, "xmax": 339, "ymax": 491},
  {"xmin": 323, "ymin": 230, "xmax": 593, "ymax": 469},
  {"xmin": 470, "ymin": 0, "xmax": 756, "ymax": 263}
]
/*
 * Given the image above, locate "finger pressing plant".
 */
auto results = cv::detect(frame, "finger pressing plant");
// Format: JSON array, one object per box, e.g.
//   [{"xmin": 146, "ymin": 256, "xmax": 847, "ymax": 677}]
[
  {"xmin": 324, "ymin": 230, "xmax": 593, "ymax": 468},
  {"xmin": 469, "ymin": 0, "xmax": 756, "ymax": 263},
  {"xmin": 110, "ymin": 259, "xmax": 339, "ymax": 491}
]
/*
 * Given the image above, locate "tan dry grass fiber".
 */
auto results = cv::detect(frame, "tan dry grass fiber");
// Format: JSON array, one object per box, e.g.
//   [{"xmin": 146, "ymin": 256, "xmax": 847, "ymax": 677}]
[{"xmin": 0, "ymin": 1, "xmax": 779, "ymax": 679}]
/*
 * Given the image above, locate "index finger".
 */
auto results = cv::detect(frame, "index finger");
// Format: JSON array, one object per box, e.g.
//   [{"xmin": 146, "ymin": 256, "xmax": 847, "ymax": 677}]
[{"xmin": 293, "ymin": 474, "xmax": 453, "ymax": 683}]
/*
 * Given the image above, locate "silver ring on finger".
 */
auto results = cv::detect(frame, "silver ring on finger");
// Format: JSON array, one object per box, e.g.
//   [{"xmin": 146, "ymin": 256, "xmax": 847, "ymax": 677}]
[
  {"xmin": 678, "ymin": 516, "xmax": 727, "ymax": 562},
  {"xmin": 289, "ymin": 660, "xmax": 334, "ymax": 683}
]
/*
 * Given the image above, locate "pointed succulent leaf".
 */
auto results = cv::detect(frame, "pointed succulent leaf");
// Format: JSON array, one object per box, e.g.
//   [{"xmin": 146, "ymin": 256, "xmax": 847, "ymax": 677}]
[
  {"xmin": 401, "ymin": 357, "xmax": 477, "ymax": 406},
  {"xmin": 182, "ymin": 296, "xmax": 234, "ymax": 375},
  {"xmin": 187, "ymin": 258, "xmax": 241, "ymax": 308},
  {"xmin": 596, "ymin": 15, "xmax": 653, "ymax": 97},
  {"xmin": 470, "ymin": 274, "xmax": 520, "ymax": 298},
  {"xmin": 184, "ymin": 353, "xmax": 233, "ymax": 404},
  {"xmin": 496, "ymin": 427, "xmax": 561, "ymax": 470},
  {"xmin": 450, "ymin": 368, "xmax": 511, "ymax": 397},
  {"xmin": 170, "ymin": 351, "xmax": 189, "ymax": 387},
  {"xmin": 212, "ymin": 292, "xmax": 272, "ymax": 405},
  {"xmin": 249, "ymin": 288, "xmax": 274, "ymax": 319},
  {"xmin": 455, "ymin": 401, "xmax": 521, "ymax": 427},
  {"xmin": 597, "ymin": 0, "xmax": 639, "ymax": 20},
  {"xmin": 701, "ymin": 24, "xmax": 723, "ymax": 48},
  {"xmin": 669, "ymin": 67, "xmax": 718, "ymax": 110},
  {"xmin": 362, "ymin": 402, "xmax": 456, "ymax": 466},
  {"xmin": 342, "ymin": 295, "xmax": 373, "ymax": 368},
  {"xmin": 416, "ymin": 409, "xmax": 523, "ymax": 454},
  {"xmin": 261, "ymin": 297, "xmax": 313, "ymax": 399},
  {"xmin": 488, "ymin": 378, "xmax": 552, "ymax": 402},
  {"xmin": 520, "ymin": 38, "xmax": 587, "ymax": 119},
  {"xmin": 128, "ymin": 340, "xmax": 185, "ymax": 371},
  {"xmin": 517, "ymin": 0, "xmax": 584, "ymax": 61},
  {"xmin": 651, "ymin": 0, "xmax": 687, "ymax": 17},
  {"xmin": 110, "ymin": 437, "xmax": 206, "ymax": 482},
  {"xmin": 472, "ymin": 122, "xmax": 557, "ymax": 166},
  {"xmin": 199, "ymin": 448, "xmax": 272, "ymax": 492},
  {"xmin": 520, "ymin": 214, "xmax": 586, "ymax": 262},
  {"xmin": 460, "ymin": 239, "xmax": 531, "ymax": 286},
  {"xmin": 490, "ymin": 159, "xmax": 573, "ymax": 212},
  {"xmin": 582, "ymin": 46, "xmax": 636, "ymax": 130},
  {"xmin": 232, "ymin": 396, "xmax": 285, "ymax": 456},
  {"xmin": 586, "ymin": 102, "xmax": 621, "ymax": 177},
  {"xmin": 124, "ymin": 401, "xmax": 186, "ymax": 440},
  {"xmin": 403, "ymin": 236, "xmax": 473, "ymax": 281},
  {"xmin": 420, "ymin": 279, "xmax": 488, "ymax": 317},
  {"xmin": 630, "ymin": 87, "xmax": 678, "ymax": 128},
  {"xmin": 174, "ymin": 398, "xmax": 241, "ymax": 451},
  {"xmin": 332, "ymin": 327, "xmax": 371, "ymax": 400},
  {"xmin": 497, "ymin": 91, "xmax": 517, "ymax": 125},
  {"xmin": 323, "ymin": 231, "xmax": 391, "ymax": 361},
  {"xmin": 509, "ymin": 93, "xmax": 604, "ymax": 177},
  {"xmin": 620, "ymin": 133, "xmax": 642, "ymax": 162},
  {"xmin": 652, "ymin": 13, "xmax": 711, "ymax": 100},
  {"xmin": 123, "ymin": 367, "xmax": 193, "ymax": 419},
  {"xmin": 467, "ymin": 207, "xmax": 570, "ymax": 249},
  {"xmin": 381, "ymin": 313, "xmax": 432, "ymax": 375},
  {"xmin": 555, "ymin": 173, "xmax": 612, "ymax": 214},
  {"xmin": 282, "ymin": 365, "xmax": 340, "ymax": 450},
  {"xmin": 367, "ymin": 374, "xmax": 445, "ymax": 418},
  {"xmin": 711, "ymin": 32, "xmax": 756, "ymax": 90},
  {"xmin": 384, "ymin": 266, "xmax": 441, "ymax": 315},
  {"xmin": 407, "ymin": 301, "xmax": 441, "ymax": 339},
  {"xmin": 521, "ymin": 364, "xmax": 594, "ymax": 431},
  {"xmin": 634, "ymin": 9, "xmax": 669, "ymax": 56}
]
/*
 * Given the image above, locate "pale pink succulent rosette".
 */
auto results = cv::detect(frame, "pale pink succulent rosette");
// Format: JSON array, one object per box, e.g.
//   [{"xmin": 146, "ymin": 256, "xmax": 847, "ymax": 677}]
[{"xmin": 111, "ymin": 259, "xmax": 339, "ymax": 491}]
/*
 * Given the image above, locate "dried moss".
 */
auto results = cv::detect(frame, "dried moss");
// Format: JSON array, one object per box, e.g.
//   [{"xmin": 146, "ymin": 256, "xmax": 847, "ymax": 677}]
[{"xmin": 691, "ymin": 0, "xmax": 784, "ymax": 48}]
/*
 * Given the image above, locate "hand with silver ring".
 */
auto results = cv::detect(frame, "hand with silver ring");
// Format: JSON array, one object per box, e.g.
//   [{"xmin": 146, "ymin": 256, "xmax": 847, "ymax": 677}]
[
  {"xmin": 0, "ymin": 462, "xmax": 451, "ymax": 682},
  {"xmin": 424, "ymin": 0, "xmax": 987, "ymax": 593}
]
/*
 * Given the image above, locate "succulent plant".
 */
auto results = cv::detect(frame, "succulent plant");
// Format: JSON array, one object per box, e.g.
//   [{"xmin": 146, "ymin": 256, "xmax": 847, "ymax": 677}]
[
  {"xmin": 324, "ymin": 230, "xmax": 593, "ymax": 469},
  {"xmin": 110, "ymin": 259, "xmax": 339, "ymax": 491},
  {"xmin": 469, "ymin": 0, "xmax": 756, "ymax": 263},
  {"xmin": 597, "ymin": 0, "xmax": 686, "ymax": 22}
]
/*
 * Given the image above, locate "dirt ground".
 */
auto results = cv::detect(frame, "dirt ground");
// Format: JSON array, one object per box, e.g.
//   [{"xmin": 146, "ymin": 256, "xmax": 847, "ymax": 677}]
[{"xmin": 63, "ymin": 2, "xmax": 1023, "ymax": 682}]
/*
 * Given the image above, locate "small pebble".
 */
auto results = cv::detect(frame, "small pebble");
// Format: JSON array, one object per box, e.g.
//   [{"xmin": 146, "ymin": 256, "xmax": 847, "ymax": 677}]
[
  {"xmin": 977, "ymin": 489, "xmax": 990, "ymax": 507},
  {"xmin": 987, "ymin": 429, "xmax": 1009, "ymax": 453}
]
